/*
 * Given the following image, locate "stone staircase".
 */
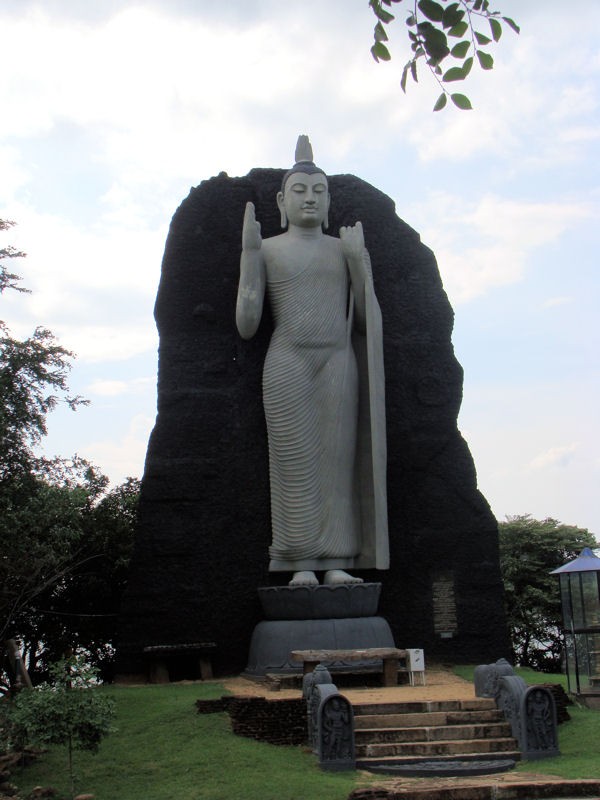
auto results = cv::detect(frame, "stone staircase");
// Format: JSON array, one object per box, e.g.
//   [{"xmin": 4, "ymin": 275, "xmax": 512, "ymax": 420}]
[{"xmin": 353, "ymin": 698, "xmax": 520, "ymax": 773}]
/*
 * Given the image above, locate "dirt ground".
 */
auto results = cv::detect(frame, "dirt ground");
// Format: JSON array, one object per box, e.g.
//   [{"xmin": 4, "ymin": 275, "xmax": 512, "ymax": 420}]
[{"xmin": 221, "ymin": 665, "xmax": 477, "ymax": 704}]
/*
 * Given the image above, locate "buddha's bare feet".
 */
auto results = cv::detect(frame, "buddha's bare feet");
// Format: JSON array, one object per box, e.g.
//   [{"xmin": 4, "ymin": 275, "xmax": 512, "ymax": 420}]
[
  {"xmin": 323, "ymin": 570, "xmax": 363, "ymax": 585},
  {"xmin": 289, "ymin": 570, "xmax": 319, "ymax": 586}
]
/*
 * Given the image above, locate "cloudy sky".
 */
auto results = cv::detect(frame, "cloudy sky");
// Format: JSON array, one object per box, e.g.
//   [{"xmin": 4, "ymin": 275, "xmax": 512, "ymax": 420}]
[{"xmin": 1, "ymin": 0, "xmax": 598, "ymax": 535}]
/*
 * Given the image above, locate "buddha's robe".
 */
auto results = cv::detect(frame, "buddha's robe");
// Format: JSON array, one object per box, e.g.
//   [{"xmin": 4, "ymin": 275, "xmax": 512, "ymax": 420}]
[{"xmin": 263, "ymin": 243, "xmax": 388, "ymax": 572}]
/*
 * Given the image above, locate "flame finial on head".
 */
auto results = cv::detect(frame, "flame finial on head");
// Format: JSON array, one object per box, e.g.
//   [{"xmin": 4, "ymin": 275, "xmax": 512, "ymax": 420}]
[{"xmin": 295, "ymin": 134, "xmax": 314, "ymax": 164}]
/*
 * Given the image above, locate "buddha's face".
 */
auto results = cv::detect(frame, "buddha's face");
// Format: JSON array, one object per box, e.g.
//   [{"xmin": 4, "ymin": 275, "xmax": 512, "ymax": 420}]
[{"xmin": 277, "ymin": 171, "xmax": 330, "ymax": 228}]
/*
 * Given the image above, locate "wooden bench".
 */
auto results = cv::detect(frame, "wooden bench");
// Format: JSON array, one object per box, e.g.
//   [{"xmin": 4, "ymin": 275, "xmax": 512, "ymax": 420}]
[
  {"xmin": 143, "ymin": 642, "xmax": 216, "ymax": 683},
  {"xmin": 290, "ymin": 647, "xmax": 407, "ymax": 687}
]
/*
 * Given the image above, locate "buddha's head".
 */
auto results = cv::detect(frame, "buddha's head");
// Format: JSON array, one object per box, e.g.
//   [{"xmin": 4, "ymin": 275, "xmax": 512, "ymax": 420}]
[{"xmin": 277, "ymin": 135, "xmax": 330, "ymax": 230}]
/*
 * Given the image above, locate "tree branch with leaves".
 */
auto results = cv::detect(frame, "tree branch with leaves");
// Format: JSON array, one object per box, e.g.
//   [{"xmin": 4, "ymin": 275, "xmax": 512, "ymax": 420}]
[{"xmin": 369, "ymin": 0, "xmax": 520, "ymax": 110}]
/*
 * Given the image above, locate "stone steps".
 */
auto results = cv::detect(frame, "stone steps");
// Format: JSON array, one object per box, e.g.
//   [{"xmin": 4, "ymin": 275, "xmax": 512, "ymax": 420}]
[
  {"xmin": 354, "ymin": 699, "xmax": 498, "ymax": 715},
  {"xmin": 357, "ymin": 736, "xmax": 519, "ymax": 759},
  {"xmin": 355, "ymin": 751, "xmax": 522, "ymax": 768},
  {"xmin": 355, "ymin": 722, "xmax": 512, "ymax": 745},
  {"xmin": 355, "ymin": 709, "xmax": 506, "ymax": 730},
  {"xmin": 352, "ymin": 697, "xmax": 520, "ymax": 773}
]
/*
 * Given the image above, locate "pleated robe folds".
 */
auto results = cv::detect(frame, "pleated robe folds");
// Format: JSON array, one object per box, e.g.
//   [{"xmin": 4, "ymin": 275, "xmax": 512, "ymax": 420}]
[{"xmin": 264, "ymin": 249, "xmax": 388, "ymax": 573}]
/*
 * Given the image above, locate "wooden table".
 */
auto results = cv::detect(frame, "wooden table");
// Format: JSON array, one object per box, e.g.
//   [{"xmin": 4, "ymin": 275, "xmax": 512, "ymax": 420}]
[{"xmin": 290, "ymin": 647, "xmax": 407, "ymax": 687}]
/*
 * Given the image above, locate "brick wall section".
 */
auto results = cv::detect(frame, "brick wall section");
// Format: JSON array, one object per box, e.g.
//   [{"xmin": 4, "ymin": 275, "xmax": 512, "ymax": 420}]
[
  {"xmin": 195, "ymin": 697, "xmax": 232, "ymax": 714},
  {"xmin": 540, "ymin": 683, "xmax": 572, "ymax": 724},
  {"xmin": 223, "ymin": 696, "xmax": 307, "ymax": 746}
]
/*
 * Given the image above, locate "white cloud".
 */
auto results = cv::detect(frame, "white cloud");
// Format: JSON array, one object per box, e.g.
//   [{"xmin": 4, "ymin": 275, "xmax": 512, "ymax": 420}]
[
  {"xmin": 0, "ymin": 3, "xmax": 427, "ymax": 195},
  {"xmin": 87, "ymin": 380, "xmax": 128, "ymax": 397},
  {"xmin": 543, "ymin": 296, "xmax": 573, "ymax": 309},
  {"xmin": 3, "ymin": 206, "xmax": 164, "ymax": 294},
  {"xmin": 466, "ymin": 197, "xmax": 593, "ymax": 246},
  {"xmin": 528, "ymin": 444, "xmax": 579, "ymax": 471},
  {"xmin": 0, "ymin": 146, "xmax": 29, "ymax": 205},
  {"xmin": 408, "ymin": 193, "xmax": 596, "ymax": 304},
  {"xmin": 62, "ymin": 326, "xmax": 157, "ymax": 363},
  {"xmin": 459, "ymin": 375, "xmax": 600, "ymax": 533},
  {"xmin": 86, "ymin": 377, "xmax": 154, "ymax": 397},
  {"xmin": 0, "ymin": 205, "xmax": 163, "ymax": 361},
  {"xmin": 559, "ymin": 126, "xmax": 600, "ymax": 144}
]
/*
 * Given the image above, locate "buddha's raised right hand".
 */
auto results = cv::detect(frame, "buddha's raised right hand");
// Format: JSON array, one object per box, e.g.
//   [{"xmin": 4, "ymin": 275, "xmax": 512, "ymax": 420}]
[{"xmin": 242, "ymin": 202, "xmax": 262, "ymax": 251}]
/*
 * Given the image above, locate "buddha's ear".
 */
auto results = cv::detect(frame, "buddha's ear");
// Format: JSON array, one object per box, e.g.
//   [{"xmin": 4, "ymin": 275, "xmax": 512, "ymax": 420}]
[
  {"xmin": 276, "ymin": 191, "xmax": 287, "ymax": 229},
  {"xmin": 323, "ymin": 193, "xmax": 331, "ymax": 231}
]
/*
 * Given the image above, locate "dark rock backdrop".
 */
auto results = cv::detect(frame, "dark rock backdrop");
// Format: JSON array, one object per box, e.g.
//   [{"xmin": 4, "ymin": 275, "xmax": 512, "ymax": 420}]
[{"xmin": 116, "ymin": 168, "xmax": 509, "ymax": 677}]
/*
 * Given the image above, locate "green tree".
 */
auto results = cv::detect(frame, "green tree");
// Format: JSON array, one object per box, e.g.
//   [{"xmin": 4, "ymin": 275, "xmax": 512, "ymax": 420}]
[
  {"xmin": 368, "ymin": 0, "xmax": 519, "ymax": 110},
  {"xmin": 499, "ymin": 515, "xmax": 597, "ymax": 671},
  {"xmin": 0, "ymin": 222, "xmax": 138, "ymax": 687},
  {"xmin": 1, "ymin": 221, "xmax": 88, "ymax": 648},
  {"xmin": 16, "ymin": 475, "xmax": 140, "ymax": 682},
  {"xmin": 0, "ymin": 464, "xmax": 92, "ymax": 644},
  {"xmin": 1, "ymin": 465, "xmax": 139, "ymax": 687},
  {"xmin": 0, "ymin": 220, "xmax": 86, "ymax": 481},
  {"xmin": 6, "ymin": 654, "xmax": 114, "ymax": 800}
]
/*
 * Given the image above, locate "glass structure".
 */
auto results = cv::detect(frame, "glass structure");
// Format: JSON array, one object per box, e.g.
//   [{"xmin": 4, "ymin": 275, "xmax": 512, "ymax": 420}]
[{"xmin": 551, "ymin": 548, "xmax": 600, "ymax": 695}]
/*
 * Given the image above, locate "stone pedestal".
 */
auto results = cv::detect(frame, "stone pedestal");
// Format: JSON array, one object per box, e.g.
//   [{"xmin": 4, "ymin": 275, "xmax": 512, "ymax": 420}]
[{"xmin": 245, "ymin": 583, "xmax": 394, "ymax": 675}]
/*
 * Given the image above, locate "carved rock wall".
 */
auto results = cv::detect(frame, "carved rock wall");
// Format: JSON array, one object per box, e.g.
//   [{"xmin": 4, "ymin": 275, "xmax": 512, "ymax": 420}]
[{"xmin": 116, "ymin": 169, "xmax": 509, "ymax": 676}]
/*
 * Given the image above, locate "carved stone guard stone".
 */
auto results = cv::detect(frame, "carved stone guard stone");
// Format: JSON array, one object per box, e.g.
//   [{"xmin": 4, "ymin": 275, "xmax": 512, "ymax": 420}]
[
  {"xmin": 522, "ymin": 685, "xmax": 559, "ymax": 759},
  {"xmin": 496, "ymin": 674, "xmax": 527, "ymax": 747},
  {"xmin": 496, "ymin": 675, "xmax": 559, "ymax": 760},
  {"xmin": 318, "ymin": 693, "xmax": 355, "ymax": 770},
  {"xmin": 303, "ymin": 664, "xmax": 333, "ymax": 749},
  {"xmin": 474, "ymin": 657, "xmax": 515, "ymax": 698},
  {"xmin": 303, "ymin": 665, "xmax": 355, "ymax": 770}
]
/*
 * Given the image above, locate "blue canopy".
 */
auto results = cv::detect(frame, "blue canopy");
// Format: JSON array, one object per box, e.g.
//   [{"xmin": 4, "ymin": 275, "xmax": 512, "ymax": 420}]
[{"xmin": 551, "ymin": 547, "xmax": 600, "ymax": 575}]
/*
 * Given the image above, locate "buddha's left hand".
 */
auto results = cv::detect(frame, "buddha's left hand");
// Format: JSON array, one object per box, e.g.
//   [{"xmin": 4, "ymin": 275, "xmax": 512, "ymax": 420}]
[{"xmin": 339, "ymin": 221, "xmax": 365, "ymax": 262}]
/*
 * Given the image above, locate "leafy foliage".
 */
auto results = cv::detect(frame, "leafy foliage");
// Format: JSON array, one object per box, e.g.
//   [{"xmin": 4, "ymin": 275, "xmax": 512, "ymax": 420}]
[
  {"xmin": 0, "ymin": 221, "xmax": 87, "ymax": 480},
  {"xmin": 368, "ymin": 0, "xmax": 520, "ymax": 110},
  {"xmin": 0, "ymin": 467, "xmax": 139, "ymax": 687},
  {"xmin": 0, "ymin": 327, "xmax": 87, "ymax": 478},
  {"xmin": 0, "ymin": 221, "xmax": 139, "ymax": 687},
  {"xmin": 0, "ymin": 220, "xmax": 28, "ymax": 295},
  {"xmin": 24, "ymin": 475, "xmax": 140, "ymax": 681},
  {"xmin": 499, "ymin": 515, "xmax": 597, "ymax": 672},
  {"xmin": 6, "ymin": 654, "xmax": 114, "ymax": 799},
  {"xmin": 0, "ymin": 462, "xmax": 93, "ymax": 643}
]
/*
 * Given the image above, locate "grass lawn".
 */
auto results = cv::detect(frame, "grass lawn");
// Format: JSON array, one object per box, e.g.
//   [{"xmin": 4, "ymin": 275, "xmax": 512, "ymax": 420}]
[
  {"xmin": 12, "ymin": 682, "xmax": 356, "ymax": 800},
  {"xmin": 11, "ymin": 667, "xmax": 600, "ymax": 798}
]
